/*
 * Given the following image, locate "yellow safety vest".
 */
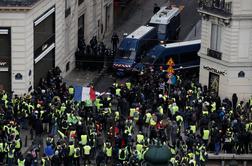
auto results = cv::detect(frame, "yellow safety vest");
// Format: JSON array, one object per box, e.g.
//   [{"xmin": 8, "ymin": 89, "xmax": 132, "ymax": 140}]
[
  {"xmin": 69, "ymin": 87, "xmax": 74, "ymax": 95},
  {"xmin": 15, "ymin": 139, "xmax": 21, "ymax": 149},
  {"xmin": 74, "ymin": 147, "xmax": 81, "ymax": 158},
  {"xmin": 83, "ymin": 145, "xmax": 91, "ymax": 155},
  {"xmin": 80, "ymin": 135, "xmax": 88, "ymax": 145},
  {"xmin": 106, "ymin": 147, "xmax": 112, "ymax": 157},
  {"xmin": 190, "ymin": 125, "xmax": 196, "ymax": 134},
  {"xmin": 8, "ymin": 149, "xmax": 15, "ymax": 158},
  {"xmin": 145, "ymin": 113, "xmax": 152, "ymax": 124},
  {"xmin": 0, "ymin": 143, "xmax": 3, "ymax": 152},
  {"xmin": 130, "ymin": 108, "xmax": 136, "ymax": 117},
  {"xmin": 68, "ymin": 145, "xmax": 75, "ymax": 156},
  {"xmin": 18, "ymin": 159, "xmax": 25, "ymax": 166},
  {"xmin": 136, "ymin": 144, "xmax": 143, "ymax": 152},
  {"xmin": 176, "ymin": 115, "xmax": 183, "ymax": 123},
  {"xmin": 136, "ymin": 134, "xmax": 144, "ymax": 144},
  {"xmin": 126, "ymin": 82, "xmax": 131, "ymax": 90},
  {"xmin": 115, "ymin": 111, "xmax": 120, "ymax": 121},
  {"xmin": 172, "ymin": 105, "xmax": 179, "ymax": 115},
  {"xmin": 116, "ymin": 88, "xmax": 121, "ymax": 96},
  {"xmin": 150, "ymin": 118, "xmax": 156, "ymax": 126},
  {"xmin": 203, "ymin": 130, "xmax": 210, "ymax": 140}
]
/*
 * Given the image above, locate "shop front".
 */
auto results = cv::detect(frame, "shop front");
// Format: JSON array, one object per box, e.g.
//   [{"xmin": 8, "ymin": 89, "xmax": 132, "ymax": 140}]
[
  {"xmin": 33, "ymin": 7, "xmax": 55, "ymax": 87},
  {"xmin": 0, "ymin": 28, "xmax": 11, "ymax": 93}
]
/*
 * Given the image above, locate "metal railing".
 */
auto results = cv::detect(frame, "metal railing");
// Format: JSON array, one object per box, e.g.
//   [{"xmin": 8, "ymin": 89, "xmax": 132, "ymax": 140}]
[
  {"xmin": 0, "ymin": 0, "xmax": 40, "ymax": 7},
  {"xmin": 198, "ymin": 0, "xmax": 232, "ymax": 18}
]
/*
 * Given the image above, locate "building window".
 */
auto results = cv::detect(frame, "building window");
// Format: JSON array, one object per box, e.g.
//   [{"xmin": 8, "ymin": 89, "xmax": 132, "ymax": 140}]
[
  {"xmin": 78, "ymin": 0, "xmax": 84, "ymax": 6},
  {"xmin": 210, "ymin": 24, "xmax": 221, "ymax": 51},
  {"xmin": 65, "ymin": 0, "xmax": 71, "ymax": 18}
]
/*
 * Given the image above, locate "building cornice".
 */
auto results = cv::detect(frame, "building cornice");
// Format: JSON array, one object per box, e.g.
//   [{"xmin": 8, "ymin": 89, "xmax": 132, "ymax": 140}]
[
  {"xmin": 199, "ymin": 54, "xmax": 252, "ymax": 68},
  {"xmin": 0, "ymin": 0, "xmax": 43, "ymax": 12}
]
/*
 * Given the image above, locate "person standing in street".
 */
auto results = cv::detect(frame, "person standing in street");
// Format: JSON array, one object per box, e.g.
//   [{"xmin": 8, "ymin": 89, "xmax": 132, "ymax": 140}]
[{"xmin": 111, "ymin": 33, "xmax": 119, "ymax": 51}]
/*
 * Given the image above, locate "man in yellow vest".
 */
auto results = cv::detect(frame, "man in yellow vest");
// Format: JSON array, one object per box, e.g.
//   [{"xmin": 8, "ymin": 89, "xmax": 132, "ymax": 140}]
[
  {"xmin": 105, "ymin": 143, "xmax": 112, "ymax": 164},
  {"xmin": 83, "ymin": 144, "xmax": 92, "ymax": 165}
]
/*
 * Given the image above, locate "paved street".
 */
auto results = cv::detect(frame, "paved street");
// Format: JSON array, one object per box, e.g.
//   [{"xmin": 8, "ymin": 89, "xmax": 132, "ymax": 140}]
[{"xmin": 95, "ymin": 0, "xmax": 201, "ymax": 93}]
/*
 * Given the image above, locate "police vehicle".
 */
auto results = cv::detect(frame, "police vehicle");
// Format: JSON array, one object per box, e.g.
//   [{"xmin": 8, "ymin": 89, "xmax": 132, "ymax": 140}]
[
  {"xmin": 113, "ymin": 25, "xmax": 157, "ymax": 74},
  {"xmin": 148, "ymin": 6, "xmax": 181, "ymax": 42},
  {"xmin": 134, "ymin": 40, "xmax": 201, "ymax": 72}
]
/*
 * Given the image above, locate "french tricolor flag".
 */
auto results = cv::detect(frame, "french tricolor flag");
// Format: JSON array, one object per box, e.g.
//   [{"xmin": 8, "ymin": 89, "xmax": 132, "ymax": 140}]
[{"xmin": 74, "ymin": 85, "xmax": 96, "ymax": 102}]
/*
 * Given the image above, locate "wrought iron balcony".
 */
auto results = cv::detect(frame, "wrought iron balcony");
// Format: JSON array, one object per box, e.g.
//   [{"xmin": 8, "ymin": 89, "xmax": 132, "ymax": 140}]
[
  {"xmin": 207, "ymin": 48, "xmax": 222, "ymax": 60},
  {"xmin": 198, "ymin": 0, "xmax": 232, "ymax": 20},
  {"xmin": 0, "ymin": 0, "xmax": 40, "ymax": 8}
]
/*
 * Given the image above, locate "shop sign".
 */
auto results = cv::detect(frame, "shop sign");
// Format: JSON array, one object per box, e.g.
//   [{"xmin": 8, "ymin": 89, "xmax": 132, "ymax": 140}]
[{"xmin": 203, "ymin": 65, "xmax": 226, "ymax": 76}]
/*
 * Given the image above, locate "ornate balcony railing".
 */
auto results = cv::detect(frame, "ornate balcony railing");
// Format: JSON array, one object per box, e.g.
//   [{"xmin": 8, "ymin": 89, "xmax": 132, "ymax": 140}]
[
  {"xmin": 198, "ymin": 0, "xmax": 232, "ymax": 19},
  {"xmin": 0, "ymin": 0, "xmax": 40, "ymax": 8}
]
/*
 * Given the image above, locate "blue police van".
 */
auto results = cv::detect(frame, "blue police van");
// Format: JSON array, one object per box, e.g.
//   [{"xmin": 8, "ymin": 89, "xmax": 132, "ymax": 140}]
[
  {"xmin": 113, "ymin": 25, "xmax": 157, "ymax": 74},
  {"xmin": 148, "ymin": 6, "xmax": 181, "ymax": 42},
  {"xmin": 134, "ymin": 40, "xmax": 201, "ymax": 71}
]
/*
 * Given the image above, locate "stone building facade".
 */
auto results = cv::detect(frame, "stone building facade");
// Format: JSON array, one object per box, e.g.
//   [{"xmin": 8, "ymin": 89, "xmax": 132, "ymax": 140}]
[
  {"xmin": 198, "ymin": 0, "xmax": 252, "ymax": 100},
  {"xmin": 0, "ymin": 0, "xmax": 113, "ymax": 95}
]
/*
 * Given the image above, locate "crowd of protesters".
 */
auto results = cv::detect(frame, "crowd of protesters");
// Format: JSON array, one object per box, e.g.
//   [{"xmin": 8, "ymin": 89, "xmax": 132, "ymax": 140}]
[{"xmin": 0, "ymin": 65, "xmax": 252, "ymax": 166}]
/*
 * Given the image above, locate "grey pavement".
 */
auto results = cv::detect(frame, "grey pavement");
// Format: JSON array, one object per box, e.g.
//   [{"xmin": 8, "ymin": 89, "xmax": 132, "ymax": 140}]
[{"xmin": 64, "ymin": 69, "xmax": 99, "ymax": 87}]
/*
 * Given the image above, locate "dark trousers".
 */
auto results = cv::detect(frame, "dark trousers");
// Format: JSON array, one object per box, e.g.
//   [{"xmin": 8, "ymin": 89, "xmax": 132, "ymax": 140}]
[
  {"xmin": 83, "ymin": 154, "xmax": 91, "ymax": 165},
  {"xmin": 73, "ymin": 157, "xmax": 80, "ymax": 166}
]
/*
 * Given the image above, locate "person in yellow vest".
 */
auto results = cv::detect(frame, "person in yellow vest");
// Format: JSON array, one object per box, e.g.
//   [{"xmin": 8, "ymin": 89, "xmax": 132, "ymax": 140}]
[
  {"xmin": 171, "ymin": 103, "xmax": 179, "ymax": 117},
  {"xmin": 175, "ymin": 114, "xmax": 183, "ymax": 128},
  {"xmin": 118, "ymin": 147, "xmax": 128, "ymax": 164},
  {"xmin": 211, "ymin": 101, "xmax": 216, "ymax": 112},
  {"xmin": 83, "ymin": 144, "xmax": 92, "ymax": 165},
  {"xmin": 105, "ymin": 143, "xmax": 112, "ymax": 164},
  {"xmin": 202, "ymin": 129, "xmax": 210, "ymax": 146},
  {"xmin": 17, "ymin": 155, "xmax": 25, "ymax": 166},
  {"xmin": 15, "ymin": 135, "xmax": 22, "ymax": 155},
  {"xmin": 190, "ymin": 125, "xmax": 196, "ymax": 134},
  {"xmin": 116, "ymin": 87, "xmax": 121, "ymax": 97},
  {"xmin": 129, "ymin": 107, "xmax": 136, "ymax": 119},
  {"xmin": 73, "ymin": 145, "xmax": 81, "ymax": 166},
  {"xmin": 68, "ymin": 86, "xmax": 74, "ymax": 99},
  {"xmin": 136, "ymin": 132, "xmax": 144, "ymax": 144},
  {"xmin": 136, "ymin": 143, "xmax": 143, "ymax": 161},
  {"xmin": 7, "ymin": 144, "xmax": 15, "ymax": 166},
  {"xmin": 79, "ymin": 134, "xmax": 88, "ymax": 147},
  {"xmin": 125, "ymin": 81, "xmax": 131, "ymax": 90},
  {"xmin": 115, "ymin": 111, "xmax": 120, "ymax": 121},
  {"xmin": 68, "ymin": 142, "xmax": 75, "ymax": 161}
]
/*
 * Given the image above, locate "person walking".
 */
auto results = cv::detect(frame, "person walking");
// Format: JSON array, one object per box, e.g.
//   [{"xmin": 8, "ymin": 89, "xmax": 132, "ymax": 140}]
[{"xmin": 111, "ymin": 33, "xmax": 119, "ymax": 51}]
